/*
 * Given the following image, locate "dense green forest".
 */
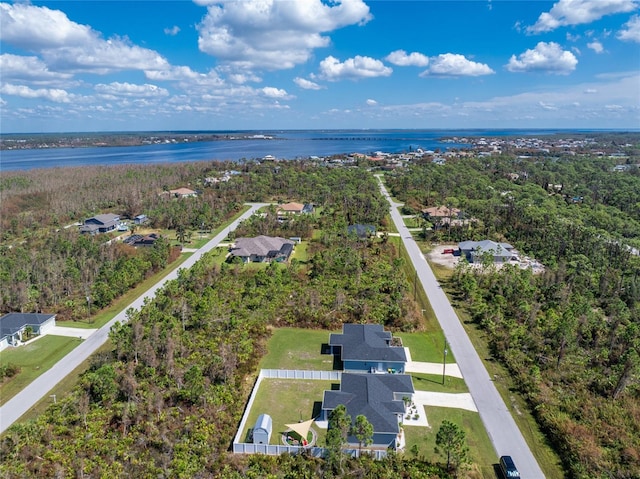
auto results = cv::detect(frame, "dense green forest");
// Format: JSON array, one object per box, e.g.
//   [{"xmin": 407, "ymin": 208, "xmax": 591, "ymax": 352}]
[{"xmin": 385, "ymin": 154, "xmax": 640, "ymax": 479}]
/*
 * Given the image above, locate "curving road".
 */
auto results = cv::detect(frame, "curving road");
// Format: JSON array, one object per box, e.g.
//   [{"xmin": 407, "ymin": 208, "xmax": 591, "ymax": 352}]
[
  {"xmin": 378, "ymin": 177, "xmax": 545, "ymax": 478},
  {"xmin": 0, "ymin": 204, "xmax": 268, "ymax": 435}
]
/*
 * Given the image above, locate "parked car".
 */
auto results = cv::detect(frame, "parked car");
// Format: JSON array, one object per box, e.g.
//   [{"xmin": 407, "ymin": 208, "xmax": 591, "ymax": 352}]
[{"xmin": 499, "ymin": 456, "xmax": 520, "ymax": 478}]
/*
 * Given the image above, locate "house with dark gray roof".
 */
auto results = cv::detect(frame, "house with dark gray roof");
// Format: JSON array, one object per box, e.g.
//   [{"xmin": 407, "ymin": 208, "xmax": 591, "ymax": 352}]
[
  {"xmin": 0, "ymin": 313, "xmax": 56, "ymax": 351},
  {"xmin": 230, "ymin": 235, "xmax": 295, "ymax": 263},
  {"xmin": 321, "ymin": 373, "xmax": 414, "ymax": 449},
  {"xmin": 330, "ymin": 324, "xmax": 407, "ymax": 373},
  {"xmin": 124, "ymin": 233, "xmax": 159, "ymax": 247},
  {"xmin": 79, "ymin": 213, "xmax": 120, "ymax": 234},
  {"xmin": 458, "ymin": 240, "xmax": 518, "ymax": 263}
]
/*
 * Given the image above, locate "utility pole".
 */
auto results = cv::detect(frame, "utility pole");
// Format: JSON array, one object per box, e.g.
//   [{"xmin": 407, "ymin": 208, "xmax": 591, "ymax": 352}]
[{"xmin": 442, "ymin": 340, "xmax": 448, "ymax": 385}]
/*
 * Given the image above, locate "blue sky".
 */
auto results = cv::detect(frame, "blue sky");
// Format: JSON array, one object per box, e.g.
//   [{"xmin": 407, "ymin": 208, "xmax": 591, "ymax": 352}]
[{"xmin": 1, "ymin": 0, "xmax": 639, "ymax": 132}]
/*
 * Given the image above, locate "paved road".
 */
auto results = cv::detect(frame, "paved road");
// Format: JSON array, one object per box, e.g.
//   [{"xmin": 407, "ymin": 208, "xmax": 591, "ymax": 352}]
[
  {"xmin": 377, "ymin": 177, "xmax": 545, "ymax": 478},
  {"xmin": 0, "ymin": 204, "xmax": 268, "ymax": 435}
]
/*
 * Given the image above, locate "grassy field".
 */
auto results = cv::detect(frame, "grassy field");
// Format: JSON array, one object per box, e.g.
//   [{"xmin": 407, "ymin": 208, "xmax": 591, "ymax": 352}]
[
  {"xmin": 0, "ymin": 336, "xmax": 82, "ymax": 406},
  {"xmin": 259, "ymin": 327, "xmax": 337, "ymax": 371},
  {"xmin": 404, "ymin": 406, "xmax": 497, "ymax": 479},
  {"xmin": 241, "ymin": 378, "xmax": 333, "ymax": 446}
]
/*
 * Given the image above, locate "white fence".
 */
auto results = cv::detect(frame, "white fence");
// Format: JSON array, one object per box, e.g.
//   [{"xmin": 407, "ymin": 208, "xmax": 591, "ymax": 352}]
[
  {"xmin": 232, "ymin": 442, "xmax": 387, "ymax": 460},
  {"xmin": 260, "ymin": 369, "xmax": 341, "ymax": 380},
  {"xmin": 232, "ymin": 369, "xmax": 387, "ymax": 460}
]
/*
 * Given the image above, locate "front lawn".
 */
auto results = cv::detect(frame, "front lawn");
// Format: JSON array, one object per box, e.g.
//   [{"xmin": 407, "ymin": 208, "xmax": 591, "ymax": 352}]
[
  {"xmin": 259, "ymin": 327, "xmax": 337, "ymax": 371},
  {"xmin": 396, "ymin": 331, "xmax": 455, "ymax": 363},
  {"xmin": 410, "ymin": 373, "xmax": 468, "ymax": 393},
  {"xmin": 242, "ymin": 378, "xmax": 333, "ymax": 446},
  {"xmin": 404, "ymin": 406, "xmax": 497, "ymax": 479},
  {"xmin": 0, "ymin": 336, "xmax": 81, "ymax": 406}
]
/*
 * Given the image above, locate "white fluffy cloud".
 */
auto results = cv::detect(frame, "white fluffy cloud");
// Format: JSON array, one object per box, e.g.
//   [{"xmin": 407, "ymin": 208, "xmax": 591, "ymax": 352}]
[
  {"xmin": 506, "ymin": 42, "xmax": 578, "ymax": 74},
  {"xmin": 0, "ymin": 54, "xmax": 73, "ymax": 83},
  {"xmin": 164, "ymin": 26, "xmax": 180, "ymax": 36},
  {"xmin": 95, "ymin": 82, "xmax": 169, "ymax": 98},
  {"xmin": 0, "ymin": 3, "xmax": 92, "ymax": 49},
  {"xmin": 618, "ymin": 14, "xmax": 640, "ymax": 42},
  {"xmin": 587, "ymin": 40, "xmax": 604, "ymax": 53},
  {"xmin": 196, "ymin": 0, "xmax": 371, "ymax": 71},
  {"xmin": 0, "ymin": 3, "xmax": 169, "ymax": 74},
  {"xmin": 318, "ymin": 55, "xmax": 392, "ymax": 81},
  {"xmin": 421, "ymin": 54, "xmax": 494, "ymax": 77},
  {"xmin": 294, "ymin": 77, "xmax": 323, "ymax": 90},
  {"xmin": 528, "ymin": 0, "xmax": 637, "ymax": 33},
  {"xmin": 0, "ymin": 83, "xmax": 72, "ymax": 103},
  {"xmin": 366, "ymin": 99, "xmax": 377, "ymax": 106},
  {"xmin": 386, "ymin": 50, "xmax": 429, "ymax": 67},
  {"xmin": 261, "ymin": 86, "xmax": 292, "ymax": 99}
]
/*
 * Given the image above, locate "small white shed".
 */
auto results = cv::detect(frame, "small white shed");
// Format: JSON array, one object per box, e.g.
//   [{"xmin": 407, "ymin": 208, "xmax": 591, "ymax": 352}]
[{"xmin": 252, "ymin": 414, "xmax": 272, "ymax": 445}]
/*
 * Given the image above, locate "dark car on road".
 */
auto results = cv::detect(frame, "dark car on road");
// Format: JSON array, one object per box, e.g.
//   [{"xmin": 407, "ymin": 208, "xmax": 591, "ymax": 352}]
[{"xmin": 499, "ymin": 456, "xmax": 520, "ymax": 478}]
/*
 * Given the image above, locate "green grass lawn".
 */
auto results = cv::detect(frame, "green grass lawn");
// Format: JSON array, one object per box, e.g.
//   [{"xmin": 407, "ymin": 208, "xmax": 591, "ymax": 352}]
[
  {"xmin": 404, "ymin": 406, "xmax": 497, "ymax": 479},
  {"xmin": 291, "ymin": 241, "xmax": 309, "ymax": 262},
  {"xmin": 0, "ymin": 336, "xmax": 82, "ymax": 406},
  {"xmin": 396, "ymin": 331, "xmax": 455, "ymax": 364},
  {"xmin": 260, "ymin": 328, "xmax": 337, "ymax": 371},
  {"xmin": 242, "ymin": 378, "xmax": 333, "ymax": 446},
  {"xmin": 410, "ymin": 373, "xmax": 468, "ymax": 393}
]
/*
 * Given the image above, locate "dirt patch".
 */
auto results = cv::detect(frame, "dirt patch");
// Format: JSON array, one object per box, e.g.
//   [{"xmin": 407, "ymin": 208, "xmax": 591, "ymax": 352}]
[{"xmin": 426, "ymin": 244, "xmax": 460, "ymax": 269}]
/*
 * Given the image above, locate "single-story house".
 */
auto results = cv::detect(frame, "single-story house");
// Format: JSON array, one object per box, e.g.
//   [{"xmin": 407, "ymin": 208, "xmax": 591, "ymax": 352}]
[
  {"xmin": 169, "ymin": 187, "xmax": 198, "ymax": 198},
  {"xmin": 458, "ymin": 240, "xmax": 518, "ymax": 263},
  {"xmin": 0, "ymin": 313, "xmax": 56, "ymax": 351},
  {"xmin": 123, "ymin": 233, "xmax": 159, "ymax": 247},
  {"xmin": 277, "ymin": 202, "xmax": 305, "ymax": 214},
  {"xmin": 252, "ymin": 414, "xmax": 272, "ymax": 445},
  {"xmin": 330, "ymin": 324, "xmax": 407, "ymax": 373},
  {"xmin": 133, "ymin": 214, "xmax": 149, "ymax": 225},
  {"xmin": 321, "ymin": 373, "xmax": 414, "ymax": 450},
  {"xmin": 347, "ymin": 224, "xmax": 376, "ymax": 239},
  {"xmin": 229, "ymin": 236, "xmax": 295, "ymax": 263},
  {"xmin": 422, "ymin": 206, "xmax": 461, "ymax": 220},
  {"xmin": 79, "ymin": 213, "xmax": 120, "ymax": 234},
  {"xmin": 276, "ymin": 202, "xmax": 314, "ymax": 218}
]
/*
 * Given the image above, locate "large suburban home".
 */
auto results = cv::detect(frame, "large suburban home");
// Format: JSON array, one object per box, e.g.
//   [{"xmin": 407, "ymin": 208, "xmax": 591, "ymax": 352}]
[
  {"xmin": 321, "ymin": 373, "xmax": 415, "ymax": 450},
  {"xmin": 0, "ymin": 313, "xmax": 56, "ymax": 351},
  {"xmin": 458, "ymin": 240, "xmax": 518, "ymax": 263},
  {"xmin": 229, "ymin": 235, "xmax": 295, "ymax": 263},
  {"xmin": 79, "ymin": 213, "xmax": 121, "ymax": 234},
  {"xmin": 330, "ymin": 324, "xmax": 407, "ymax": 373}
]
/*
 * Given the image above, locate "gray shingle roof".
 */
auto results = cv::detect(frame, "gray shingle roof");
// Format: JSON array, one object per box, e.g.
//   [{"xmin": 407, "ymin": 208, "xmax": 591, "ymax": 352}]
[
  {"xmin": 458, "ymin": 240, "xmax": 513, "ymax": 253},
  {"xmin": 329, "ymin": 324, "xmax": 407, "ymax": 363},
  {"xmin": 231, "ymin": 235, "xmax": 294, "ymax": 258},
  {"xmin": 322, "ymin": 373, "xmax": 414, "ymax": 434},
  {"xmin": 1, "ymin": 313, "xmax": 55, "ymax": 339}
]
